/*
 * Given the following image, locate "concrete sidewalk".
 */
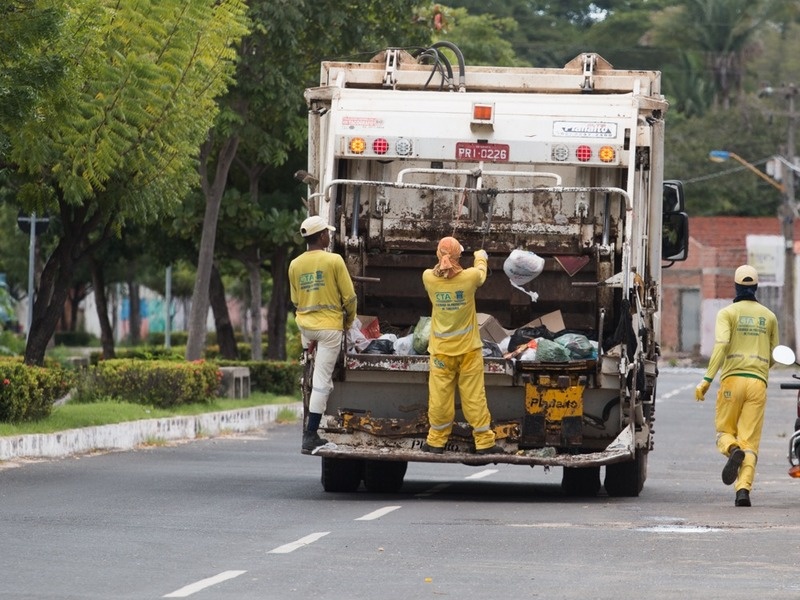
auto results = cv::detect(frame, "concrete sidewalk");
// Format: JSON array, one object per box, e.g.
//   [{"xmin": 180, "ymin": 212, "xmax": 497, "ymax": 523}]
[{"xmin": 0, "ymin": 402, "xmax": 303, "ymax": 462}]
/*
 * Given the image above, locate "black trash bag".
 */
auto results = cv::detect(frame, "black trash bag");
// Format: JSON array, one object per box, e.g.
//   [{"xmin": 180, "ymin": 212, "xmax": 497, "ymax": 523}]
[
  {"xmin": 508, "ymin": 325, "xmax": 553, "ymax": 352},
  {"xmin": 482, "ymin": 340, "xmax": 503, "ymax": 358},
  {"xmin": 361, "ymin": 339, "xmax": 395, "ymax": 355}
]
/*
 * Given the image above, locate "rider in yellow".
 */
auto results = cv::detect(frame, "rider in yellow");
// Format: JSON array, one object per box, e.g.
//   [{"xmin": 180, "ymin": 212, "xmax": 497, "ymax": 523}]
[
  {"xmin": 695, "ymin": 265, "xmax": 779, "ymax": 507},
  {"xmin": 289, "ymin": 216, "xmax": 357, "ymax": 451},
  {"xmin": 421, "ymin": 237, "xmax": 503, "ymax": 455}
]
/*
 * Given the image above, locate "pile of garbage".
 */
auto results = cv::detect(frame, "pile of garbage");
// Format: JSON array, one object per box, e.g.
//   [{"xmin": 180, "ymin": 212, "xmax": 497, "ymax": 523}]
[{"xmin": 346, "ymin": 316, "xmax": 597, "ymax": 362}]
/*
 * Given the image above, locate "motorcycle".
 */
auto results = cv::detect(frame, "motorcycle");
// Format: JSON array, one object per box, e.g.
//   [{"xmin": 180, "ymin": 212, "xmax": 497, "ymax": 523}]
[{"xmin": 773, "ymin": 345, "xmax": 800, "ymax": 478}]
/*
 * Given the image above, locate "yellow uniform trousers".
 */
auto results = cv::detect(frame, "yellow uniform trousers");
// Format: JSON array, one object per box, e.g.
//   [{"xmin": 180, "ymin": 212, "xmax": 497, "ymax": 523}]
[
  {"xmin": 715, "ymin": 375, "xmax": 767, "ymax": 491},
  {"xmin": 426, "ymin": 347, "xmax": 496, "ymax": 451}
]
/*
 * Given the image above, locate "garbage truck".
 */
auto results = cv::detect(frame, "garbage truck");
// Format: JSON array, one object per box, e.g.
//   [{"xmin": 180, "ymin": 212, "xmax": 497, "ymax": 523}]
[{"xmin": 298, "ymin": 43, "xmax": 688, "ymax": 497}]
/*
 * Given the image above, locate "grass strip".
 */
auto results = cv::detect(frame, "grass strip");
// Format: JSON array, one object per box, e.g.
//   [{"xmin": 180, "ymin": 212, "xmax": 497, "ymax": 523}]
[{"xmin": 0, "ymin": 392, "xmax": 300, "ymax": 436}]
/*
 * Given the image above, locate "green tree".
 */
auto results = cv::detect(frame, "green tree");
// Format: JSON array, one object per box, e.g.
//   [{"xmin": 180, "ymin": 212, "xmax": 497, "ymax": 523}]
[
  {"xmin": 648, "ymin": 0, "xmax": 779, "ymax": 109},
  {"xmin": 4, "ymin": 0, "xmax": 248, "ymax": 365},
  {"xmin": 0, "ymin": 2, "xmax": 65, "ymax": 162},
  {"xmin": 185, "ymin": 0, "xmax": 429, "ymax": 361}
]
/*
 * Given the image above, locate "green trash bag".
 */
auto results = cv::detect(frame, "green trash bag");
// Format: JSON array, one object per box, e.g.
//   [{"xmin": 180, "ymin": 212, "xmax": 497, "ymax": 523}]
[{"xmin": 412, "ymin": 316, "xmax": 432, "ymax": 355}]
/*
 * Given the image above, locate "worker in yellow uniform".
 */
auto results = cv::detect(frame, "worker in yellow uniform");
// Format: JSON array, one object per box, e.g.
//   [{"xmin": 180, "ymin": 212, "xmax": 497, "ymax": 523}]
[
  {"xmin": 289, "ymin": 215, "xmax": 357, "ymax": 452},
  {"xmin": 695, "ymin": 265, "xmax": 779, "ymax": 507},
  {"xmin": 421, "ymin": 237, "xmax": 503, "ymax": 455}
]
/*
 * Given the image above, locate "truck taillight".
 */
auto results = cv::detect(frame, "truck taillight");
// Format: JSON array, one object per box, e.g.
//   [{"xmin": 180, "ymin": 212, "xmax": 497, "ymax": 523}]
[
  {"xmin": 372, "ymin": 138, "xmax": 389, "ymax": 155},
  {"xmin": 598, "ymin": 145, "xmax": 615, "ymax": 163},
  {"xmin": 576, "ymin": 145, "xmax": 592, "ymax": 162},
  {"xmin": 345, "ymin": 136, "xmax": 413, "ymax": 157},
  {"xmin": 395, "ymin": 138, "xmax": 412, "ymax": 156},
  {"xmin": 349, "ymin": 137, "xmax": 367, "ymax": 154}
]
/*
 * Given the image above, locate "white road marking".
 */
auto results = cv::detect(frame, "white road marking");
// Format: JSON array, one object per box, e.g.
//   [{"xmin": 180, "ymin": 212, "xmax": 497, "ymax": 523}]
[
  {"xmin": 268, "ymin": 531, "xmax": 330, "ymax": 554},
  {"xmin": 659, "ymin": 383, "xmax": 694, "ymax": 401},
  {"xmin": 163, "ymin": 570, "xmax": 246, "ymax": 598},
  {"xmin": 465, "ymin": 469, "xmax": 498, "ymax": 480},
  {"xmin": 355, "ymin": 505, "xmax": 401, "ymax": 521}
]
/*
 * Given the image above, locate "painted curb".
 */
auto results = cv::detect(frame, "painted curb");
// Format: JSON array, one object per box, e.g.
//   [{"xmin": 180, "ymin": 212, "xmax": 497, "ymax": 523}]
[{"xmin": 0, "ymin": 402, "xmax": 303, "ymax": 461}]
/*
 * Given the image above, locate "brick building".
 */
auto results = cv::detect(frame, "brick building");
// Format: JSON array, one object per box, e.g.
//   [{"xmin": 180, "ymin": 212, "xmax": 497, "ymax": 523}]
[{"xmin": 660, "ymin": 216, "xmax": 800, "ymax": 358}]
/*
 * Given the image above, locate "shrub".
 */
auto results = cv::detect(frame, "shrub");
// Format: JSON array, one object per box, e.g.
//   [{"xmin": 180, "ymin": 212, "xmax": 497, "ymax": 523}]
[
  {"xmin": 0, "ymin": 360, "xmax": 75, "ymax": 422},
  {"xmin": 54, "ymin": 331, "xmax": 99, "ymax": 347},
  {"xmin": 145, "ymin": 331, "xmax": 189, "ymax": 346},
  {"xmin": 217, "ymin": 359, "xmax": 301, "ymax": 395},
  {"xmin": 76, "ymin": 359, "xmax": 221, "ymax": 408}
]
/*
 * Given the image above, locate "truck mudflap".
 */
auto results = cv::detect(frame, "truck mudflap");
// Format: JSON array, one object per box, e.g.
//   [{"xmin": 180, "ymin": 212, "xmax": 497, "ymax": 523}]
[{"xmin": 306, "ymin": 423, "xmax": 635, "ymax": 468}]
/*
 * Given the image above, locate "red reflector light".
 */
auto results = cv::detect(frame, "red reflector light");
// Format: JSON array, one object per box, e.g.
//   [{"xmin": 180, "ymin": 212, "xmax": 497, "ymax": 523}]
[
  {"xmin": 372, "ymin": 138, "xmax": 389, "ymax": 155},
  {"xmin": 473, "ymin": 104, "xmax": 493, "ymax": 121},
  {"xmin": 576, "ymin": 145, "xmax": 592, "ymax": 162}
]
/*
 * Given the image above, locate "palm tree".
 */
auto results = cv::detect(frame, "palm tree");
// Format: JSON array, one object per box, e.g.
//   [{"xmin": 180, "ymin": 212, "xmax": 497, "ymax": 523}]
[{"xmin": 649, "ymin": 0, "xmax": 778, "ymax": 109}]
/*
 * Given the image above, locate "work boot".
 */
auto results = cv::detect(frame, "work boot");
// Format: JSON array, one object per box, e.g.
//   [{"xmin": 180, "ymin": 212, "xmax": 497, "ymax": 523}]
[
  {"xmin": 475, "ymin": 444, "xmax": 505, "ymax": 455},
  {"xmin": 302, "ymin": 430, "xmax": 329, "ymax": 451},
  {"xmin": 722, "ymin": 446, "xmax": 745, "ymax": 485},
  {"xmin": 735, "ymin": 489, "xmax": 751, "ymax": 507},
  {"xmin": 420, "ymin": 442, "xmax": 445, "ymax": 454}
]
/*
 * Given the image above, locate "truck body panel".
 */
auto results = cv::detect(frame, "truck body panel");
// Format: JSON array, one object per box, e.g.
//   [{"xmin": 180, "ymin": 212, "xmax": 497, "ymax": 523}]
[{"xmin": 299, "ymin": 47, "xmax": 687, "ymax": 496}]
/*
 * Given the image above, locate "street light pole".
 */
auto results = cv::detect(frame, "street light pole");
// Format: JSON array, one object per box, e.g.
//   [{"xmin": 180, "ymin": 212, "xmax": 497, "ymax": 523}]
[
  {"xmin": 708, "ymin": 147, "xmax": 795, "ymax": 349},
  {"xmin": 762, "ymin": 84, "xmax": 799, "ymax": 353},
  {"xmin": 782, "ymin": 85, "xmax": 797, "ymax": 353}
]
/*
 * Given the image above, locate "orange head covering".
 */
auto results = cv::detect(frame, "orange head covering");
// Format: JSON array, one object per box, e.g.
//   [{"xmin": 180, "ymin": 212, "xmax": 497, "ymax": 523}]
[{"xmin": 433, "ymin": 236, "xmax": 463, "ymax": 279}]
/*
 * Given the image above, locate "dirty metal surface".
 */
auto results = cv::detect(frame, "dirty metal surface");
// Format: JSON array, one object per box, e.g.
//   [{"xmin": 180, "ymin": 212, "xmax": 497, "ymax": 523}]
[
  {"xmin": 307, "ymin": 425, "xmax": 634, "ymax": 467},
  {"xmin": 305, "ymin": 444, "xmax": 633, "ymax": 467},
  {"xmin": 345, "ymin": 353, "xmax": 513, "ymax": 375}
]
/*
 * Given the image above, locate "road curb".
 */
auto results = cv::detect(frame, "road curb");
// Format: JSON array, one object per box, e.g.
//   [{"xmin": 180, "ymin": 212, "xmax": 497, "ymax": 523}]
[{"xmin": 0, "ymin": 402, "xmax": 303, "ymax": 461}]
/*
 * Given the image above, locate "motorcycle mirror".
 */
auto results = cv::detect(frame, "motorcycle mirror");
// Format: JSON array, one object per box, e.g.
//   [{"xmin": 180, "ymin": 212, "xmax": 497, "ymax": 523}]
[{"xmin": 772, "ymin": 345, "xmax": 796, "ymax": 365}]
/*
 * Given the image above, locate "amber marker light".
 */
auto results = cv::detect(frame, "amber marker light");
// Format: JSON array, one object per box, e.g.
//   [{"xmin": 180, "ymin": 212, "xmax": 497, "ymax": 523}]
[
  {"xmin": 598, "ymin": 145, "xmax": 616, "ymax": 163},
  {"xmin": 349, "ymin": 137, "xmax": 366, "ymax": 154},
  {"xmin": 473, "ymin": 104, "xmax": 493, "ymax": 121}
]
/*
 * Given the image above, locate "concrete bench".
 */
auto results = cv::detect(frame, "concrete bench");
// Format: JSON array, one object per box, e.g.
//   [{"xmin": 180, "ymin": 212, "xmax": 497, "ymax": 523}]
[{"xmin": 219, "ymin": 366, "xmax": 251, "ymax": 399}]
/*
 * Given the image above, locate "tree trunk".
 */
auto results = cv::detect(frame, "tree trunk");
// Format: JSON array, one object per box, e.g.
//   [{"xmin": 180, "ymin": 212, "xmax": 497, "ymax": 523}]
[
  {"xmin": 266, "ymin": 244, "xmax": 290, "ymax": 360},
  {"xmin": 90, "ymin": 256, "xmax": 116, "ymax": 359},
  {"xmin": 25, "ymin": 240, "xmax": 78, "ymax": 365},
  {"xmin": 209, "ymin": 263, "xmax": 238, "ymax": 359},
  {"xmin": 186, "ymin": 135, "xmax": 240, "ymax": 360},
  {"xmin": 128, "ymin": 280, "xmax": 141, "ymax": 345},
  {"xmin": 246, "ymin": 259, "xmax": 263, "ymax": 360}
]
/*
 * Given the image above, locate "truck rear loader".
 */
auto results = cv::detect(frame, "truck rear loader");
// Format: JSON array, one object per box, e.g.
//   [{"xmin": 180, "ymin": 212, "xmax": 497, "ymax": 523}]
[{"xmin": 298, "ymin": 43, "xmax": 689, "ymax": 497}]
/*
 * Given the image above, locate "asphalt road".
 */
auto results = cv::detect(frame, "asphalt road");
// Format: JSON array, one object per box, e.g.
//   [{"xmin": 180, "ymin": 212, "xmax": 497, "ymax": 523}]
[{"xmin": 1, "ymin": 367, "xmax": 800, "ymax": 600}]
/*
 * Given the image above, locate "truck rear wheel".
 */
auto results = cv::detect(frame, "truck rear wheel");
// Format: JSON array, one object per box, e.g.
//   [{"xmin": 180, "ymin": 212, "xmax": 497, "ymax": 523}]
[
  {"xmin": 363, "ymin": 460, "xmax": 408, "ymax": 493},
  {"xmin": 561, "ymin": 466, "xmax": 601, "ymax": 497},
  {"xmin": 321, "ymin": 457, "xmax": 364, "ymax": 492},
  {"xmin": 604, "ymin": 451, "xmax": 647, "ymax": 497}
]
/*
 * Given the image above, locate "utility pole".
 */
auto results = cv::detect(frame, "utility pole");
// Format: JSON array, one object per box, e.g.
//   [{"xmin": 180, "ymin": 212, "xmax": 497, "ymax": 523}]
[
  {"xmin": 761, "ymin": 84, "xmax": 798, "ymax": 352},
  {"xmin": 784, "ymin": 84, "xmax": 797, "ymax": 354}
]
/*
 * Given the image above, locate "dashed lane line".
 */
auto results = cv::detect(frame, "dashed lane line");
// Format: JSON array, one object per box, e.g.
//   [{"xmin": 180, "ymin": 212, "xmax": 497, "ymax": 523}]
[
  {"xmin": 356, "ymin": 505, "xmax": 401, "ymax": 520},
  {"xmin": 163, "ymin": 570, "xmax": 247, "ymax": 598},
  {"xmin": 268, "ymin": 531, "xmax": 331, "ymax": 554},
  {"xmin": 465, "ymin": 468, "xmax": 499, "ymax": 480}
]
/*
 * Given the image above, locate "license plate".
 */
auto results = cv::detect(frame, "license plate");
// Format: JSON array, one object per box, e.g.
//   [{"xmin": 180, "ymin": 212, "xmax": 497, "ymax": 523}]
[{"xmin": 455, "ymin": 142, "xmax": 510, "ymax": 162}]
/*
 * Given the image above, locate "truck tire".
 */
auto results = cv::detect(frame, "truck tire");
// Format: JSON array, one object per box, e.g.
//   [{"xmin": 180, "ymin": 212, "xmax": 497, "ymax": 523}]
[
  {"xmin": 561, "ymin": 466, "xmax": 601, "ymax": 497},
  {"xmin": 604, "ymin": 451, "xmax": 648, "ymax": 497},
  {"xmin": 364, "ymin": 460, "xmax": 408, "ymax": 493},
  {"xmin": 321, "ymin": 457, "xmax": 364, "ymax": 492}
]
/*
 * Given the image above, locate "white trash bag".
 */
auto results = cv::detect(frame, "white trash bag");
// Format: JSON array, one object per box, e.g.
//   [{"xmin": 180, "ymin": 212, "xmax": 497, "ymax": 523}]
[{"xmin": 503, "ymin": 249, "xmax": 544, "ymax": 302}]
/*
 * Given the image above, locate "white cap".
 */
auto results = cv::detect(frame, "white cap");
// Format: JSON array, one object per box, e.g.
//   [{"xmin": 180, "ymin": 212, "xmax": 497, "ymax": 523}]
[{"xmin": 300, "ymin": 215, "xmax": 335, "ymax": 237}]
